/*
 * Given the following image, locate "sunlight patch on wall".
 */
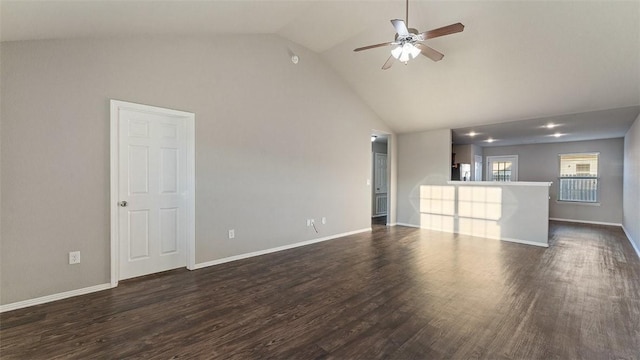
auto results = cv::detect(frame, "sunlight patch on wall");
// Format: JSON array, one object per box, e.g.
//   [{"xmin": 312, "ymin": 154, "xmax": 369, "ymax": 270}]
[
  {"xmin": 458, "ymin": 186, "xmax": 502, "ymax": 221},
  {"xmin": 420, "ymin": 185, "xmax": 455, "ymax": 232},
  {"xmin": 420, "ymin": 185, "xmax": 455, "ymax": 215},
  {"xmin": 420, "ymin": 185, "xmax": 503, "ymax": 240}
]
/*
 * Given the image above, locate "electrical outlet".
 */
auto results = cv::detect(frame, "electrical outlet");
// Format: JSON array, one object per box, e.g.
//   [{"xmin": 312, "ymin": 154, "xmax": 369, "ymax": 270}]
[
  {"xmin": 228, "ymin": 229, "xmax": 235, "ymax": 239},
  {"xmin": 322, "ymin": 217, "xmax": 327, "ymax": 224},
  {"xmin": 306, "ymin": 219, "xmax": 311, "ymax": 227},
  {"xmin": 311, "ymin": 219, "xmax": 315, "ymax": 224},
  {"xmin": 69, "ymin": 251, "xmax": 81, "ymax": 265}
]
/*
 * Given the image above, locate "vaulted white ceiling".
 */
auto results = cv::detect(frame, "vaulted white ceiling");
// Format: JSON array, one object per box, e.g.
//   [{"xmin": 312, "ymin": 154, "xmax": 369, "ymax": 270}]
[{"xmin": 2, "ymin": 1, "xmax": 639, "ymax": 135}]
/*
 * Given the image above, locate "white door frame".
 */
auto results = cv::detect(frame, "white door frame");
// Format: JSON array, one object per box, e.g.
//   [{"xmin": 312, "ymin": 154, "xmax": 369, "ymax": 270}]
[
  {"xmin": 474, "ymin": 154, "xmax": 483, "ymax": 181},
  {"xmin": 110, "ymin": 100, "xmax": 196, "ymax": 287}
]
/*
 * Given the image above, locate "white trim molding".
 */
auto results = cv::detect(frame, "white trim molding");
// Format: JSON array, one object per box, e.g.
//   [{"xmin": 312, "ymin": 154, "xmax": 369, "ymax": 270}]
[
  {"xmin": 555, "ymin": 201, "xmax": 601, "ymax": 207},
  {"xmin": 194, "ymin": 228, "xmax": 371, "ymax": 270},
  {"xmin": 0, "ymin": 283, "xmax": 112, "ymax": 313},
  {"xmin": 622, "ymin": 225, "xmax": 640, "ymax": 259},
  {"xmin": 440, "ymin": 227, "xmax": 549, "ymax": 248},
  {"xmin": 447, "ymin": 181, "xmax": 552, "ymax": 187},
  {"xmin": 549, "ymin": 218, "xmax": 622, "ymax": 227},
  {"xmin": 499, "ymin": 237, "xmax": 549, "ymax": 248},
  {"xmin": 395, "ymin": 222, "xmax": 420, "ymax": 228}
]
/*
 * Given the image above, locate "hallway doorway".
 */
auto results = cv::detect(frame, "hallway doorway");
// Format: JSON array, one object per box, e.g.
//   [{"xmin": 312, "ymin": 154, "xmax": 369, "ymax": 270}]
[{"xmin": 371, "ymin": 133, "xmax": 389, "ymax": 226}]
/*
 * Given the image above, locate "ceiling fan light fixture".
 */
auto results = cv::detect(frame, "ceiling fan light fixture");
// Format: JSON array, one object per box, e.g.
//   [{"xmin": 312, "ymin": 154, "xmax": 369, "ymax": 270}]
[
  {"xmin": 401, "ymin": 43, "xmax": 416, "ymax": 62},
  {"xmin": 408, "ymin": 44, "xmax": 421, "ymax": 59},
  {"xmin": 399, "ymin": 50, "xmax": 411, "ymax": 62},
  {"xmin": 392, "ymin": 43, "xmax": 422, "ymax": 63},
  {"xmin": 391, "ymin": 45, "xmax": 403, "ymax": 59}
]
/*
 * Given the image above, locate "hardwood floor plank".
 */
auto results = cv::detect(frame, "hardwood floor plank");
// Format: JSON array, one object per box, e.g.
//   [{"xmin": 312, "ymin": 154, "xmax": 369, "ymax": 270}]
[{"xmin": 1, "ymin": 221, "xmax": 639, "ymax": 359}]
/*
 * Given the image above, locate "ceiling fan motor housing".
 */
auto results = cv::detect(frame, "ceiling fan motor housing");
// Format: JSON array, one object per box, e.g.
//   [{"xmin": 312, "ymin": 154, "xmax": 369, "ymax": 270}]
[{"xmin": 394, "ymin": 28, "xmax": 421, "ymax": 43}]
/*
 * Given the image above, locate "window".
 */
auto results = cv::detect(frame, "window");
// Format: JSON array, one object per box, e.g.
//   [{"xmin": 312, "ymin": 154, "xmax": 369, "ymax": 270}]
[
  {"xmin": 486, "ymin": 155, "xmax": 518, "ymax": 181},
  {"xmin": 558, "ymin": 153, "xmax": 599, "ymax": 203}
]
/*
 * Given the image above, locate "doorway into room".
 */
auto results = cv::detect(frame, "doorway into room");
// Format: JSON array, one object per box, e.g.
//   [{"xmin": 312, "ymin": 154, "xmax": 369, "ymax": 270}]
[
  {"xmin": 110, "ymin": 100, "xmax": 196, "ymax": 287},
  {"xmin": 371, "ymin": 133, "xmax": 389, "ymax": 227}
]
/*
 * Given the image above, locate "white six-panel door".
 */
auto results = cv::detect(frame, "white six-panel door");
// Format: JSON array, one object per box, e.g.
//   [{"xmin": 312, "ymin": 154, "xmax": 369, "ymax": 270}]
[
  {"xmin": 374, "ymin": 153, "xmax": 388, "ymax": 216},
  {"xmin": 374, "ymin": 153, "xmax": 388, "ymax": 195},
  {"xmin": 111, "ymin": 101, "xmax": 194, "ymax": 282}
]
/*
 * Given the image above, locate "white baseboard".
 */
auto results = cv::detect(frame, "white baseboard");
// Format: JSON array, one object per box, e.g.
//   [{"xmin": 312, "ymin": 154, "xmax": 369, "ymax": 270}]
[
  {"xmin": 0, "ymin": 283, "xmax": 112, "ymax": 313},
  {"xmin": 549, "ymin": 218, "xmax": 622, "ymax": 227},
  {"xmin": 387, "ymin": 223, "xmax": 397, "ymax": 227},
  {"xmin": 622, "ymin": 224, "xmax": 640, "ymax": 260},
  {"xmin": 453, "ymin": 229, "xmax": 549, "ymax": 248},
  {"xmin": 400, "ymin": 223, "xmax": 549, "ymax": 248},
  {"xmin": 395, "ymin": 222, "xmax": 420, "ymax": 228},
  {"xmin": 1, "ymin": 229, "xmax": 375, "ymax": 313},
  {"xmin": 193, "ymin": 228, "xmax": 372, "ymax": 270},
  {"xmin": 499, "ymin": 237, "xmax": 549, "ymax": 248}
]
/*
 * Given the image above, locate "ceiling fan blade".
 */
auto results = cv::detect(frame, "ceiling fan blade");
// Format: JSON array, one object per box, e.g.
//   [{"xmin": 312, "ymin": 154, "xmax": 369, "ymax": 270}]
[
  {"xmin": 421, "ymin": 22, "xmax": 465, "ymax": 40},
  {"xmin": 415, "ymin": 43, "xmax": 444, "ymax": 62},
  {"xmin": 382, "ymin": 55, "xmax": 395, "ymax": 70},
  {"xmin": 354, "ymin": 42, "xmax": 393, "ymax": 52},
  {"xmin": 391, "ymin": 19, "xmax": 409, "ymax": 36}
]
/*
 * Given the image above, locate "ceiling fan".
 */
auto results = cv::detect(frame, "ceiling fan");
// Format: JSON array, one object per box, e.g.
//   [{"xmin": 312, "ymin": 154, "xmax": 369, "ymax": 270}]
[{"xmin": 354, "ymin": 0, "xmax": 464, "ymax": 70}]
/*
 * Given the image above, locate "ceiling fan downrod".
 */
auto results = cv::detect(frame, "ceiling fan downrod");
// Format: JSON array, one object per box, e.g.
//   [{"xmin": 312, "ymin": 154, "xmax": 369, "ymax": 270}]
[{"xmin": 405, "ymin": 0, "xmax": 409, "ymax": 28}]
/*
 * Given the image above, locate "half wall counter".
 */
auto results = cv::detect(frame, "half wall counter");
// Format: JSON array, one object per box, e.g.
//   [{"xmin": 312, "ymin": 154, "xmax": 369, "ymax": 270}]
[{"xmin": 419, "ymin": 181, "xmax": 552, "ymax": 247}]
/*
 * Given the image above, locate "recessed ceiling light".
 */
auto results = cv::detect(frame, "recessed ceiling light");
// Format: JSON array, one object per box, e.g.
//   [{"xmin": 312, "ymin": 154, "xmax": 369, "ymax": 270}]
[
  {"xmin": 486, "ymin": 138, "xmax": 495, "ymax": 143},
  {"xmin": 468, "ymin": 131, "xmax": 477, "ymax": 137},
  {"xmin": 552, "ymin": 133, "xmax": 564, "ymax": 138},
  {"xmin": 545, "ymin": 123, "xmax": 558, "ymax": 129}
]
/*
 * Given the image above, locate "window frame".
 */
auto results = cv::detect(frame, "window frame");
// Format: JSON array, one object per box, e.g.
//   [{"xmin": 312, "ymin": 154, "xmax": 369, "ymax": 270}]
[
  {"xmin": 486, "ymin": 155, "xmax": 518, "ymax": 182},
  {"xmin": 557, "ymin": 152, "xmax": 600, "ymax": 204}
]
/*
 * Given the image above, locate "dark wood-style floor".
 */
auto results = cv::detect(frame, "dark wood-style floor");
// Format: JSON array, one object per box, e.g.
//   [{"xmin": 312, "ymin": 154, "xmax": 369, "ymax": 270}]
[{"xmin": 2, "ymin": 221, "xmax": 639, "ymax": 359}]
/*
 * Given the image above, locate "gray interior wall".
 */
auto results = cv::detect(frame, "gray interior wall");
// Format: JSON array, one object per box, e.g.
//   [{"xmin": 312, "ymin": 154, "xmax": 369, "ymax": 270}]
[
  {"xmin": 623, "ymin": 115, "xmax": 640, "ymax": 253},
  {"xmin": 482, "ymin": 138, "xmax": 624, "ymax": 224},
  {"xmin": 397, "ymin": 129, "xmax": 451, "ymax": 226},
  {"xmin": 0, "ymin": 35, "xmax": 392, "ymax": 305},
  {"xmin": 0, "ymin": 43, "xmax": 2, "ymax": 287},
  {"xmin": 452, "ymin": 144, "xmax": 471, "ymax": 164}
]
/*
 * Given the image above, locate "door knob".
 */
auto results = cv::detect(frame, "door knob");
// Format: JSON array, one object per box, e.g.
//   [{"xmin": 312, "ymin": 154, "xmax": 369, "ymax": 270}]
[{"xmin": 119, "ymin": 201, "xmax": 128, "ymax": 207}]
